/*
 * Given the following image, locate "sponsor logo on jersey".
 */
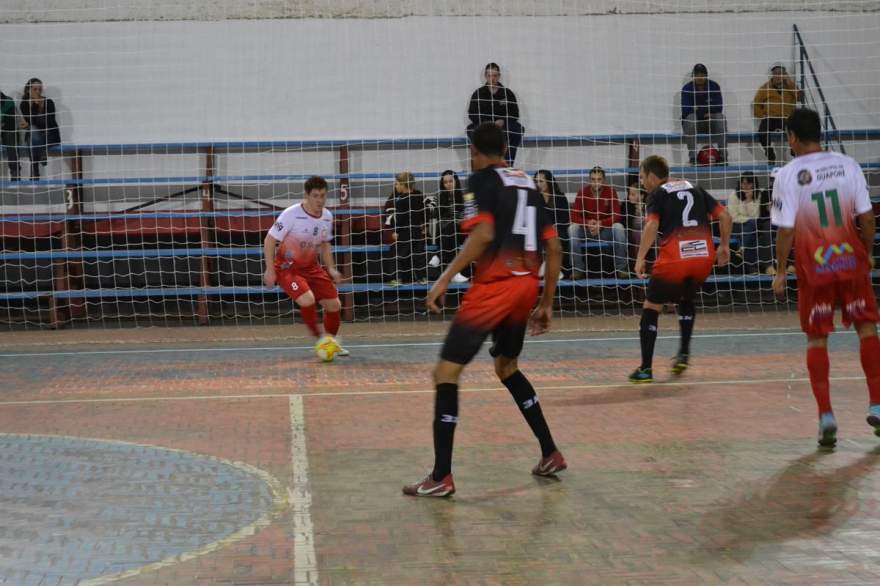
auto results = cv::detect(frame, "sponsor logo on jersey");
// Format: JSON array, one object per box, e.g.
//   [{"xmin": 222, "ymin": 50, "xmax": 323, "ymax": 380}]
[
  {"xmin": 814, "ymin": 242, "xmax": 856, "ymax": 273},
  {"xmin": 274, "ymin": 221, "xmax": 284, "ymax": 231},
  {"xmin": 798, "ymin": 169, "xmax": 812, "ymax": 186},
  {"xmin": 663, "ymin": 180, "xmax": 693, "ymax": 193},
  {"xmin": 679, "ymin": 239, "xmax": 709, "ymax": 258},
  {"xmin": 313, "ymin": 226, "xmax": 319, "ymax": 236},
  {"xmin": 496, "ymin": 168, "xmax": 536, "ymax": 189},
  {"xmin": 772, "ymin": 196, "xmax": 783, "ymax": 212},
  {"xmin": 845, "ymin": 298, "xmax": 867, "ymax": 318}
]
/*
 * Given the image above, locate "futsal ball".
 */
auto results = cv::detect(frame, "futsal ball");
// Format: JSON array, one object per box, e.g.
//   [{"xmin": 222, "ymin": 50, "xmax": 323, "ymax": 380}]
[{"xmin": 314, "ymin": 335, "xmax": 340, "ymax": 362}]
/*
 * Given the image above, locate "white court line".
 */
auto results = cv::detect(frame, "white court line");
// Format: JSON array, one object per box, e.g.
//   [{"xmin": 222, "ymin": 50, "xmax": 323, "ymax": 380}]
[
  {"xmin": 0, "ymin": 329, "xmax": 848, "ymax": 359},
  {"xmin": 289, "ymin": 395, "xmax": 318, "ymax": 586},
  {"xmin": 0, "ymin": 375, "xmax": 867, "ymax": 407}
]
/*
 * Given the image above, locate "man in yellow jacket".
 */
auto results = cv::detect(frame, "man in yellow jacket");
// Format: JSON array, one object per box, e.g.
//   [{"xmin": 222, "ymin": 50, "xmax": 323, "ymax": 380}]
[{"xmin": 752, "ymin": 64, "xmax": 803, "ymax": 164}]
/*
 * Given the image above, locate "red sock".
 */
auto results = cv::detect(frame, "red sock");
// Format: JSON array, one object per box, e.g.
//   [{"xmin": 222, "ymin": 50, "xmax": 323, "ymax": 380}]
[
  {"xmin": 860, "ymin": 335, "xmax": 880, "ymax": 405},
  {"xmin": 323, "ymin": 310, "xmax": 340, "ymax": 336},
  {"xmin": 806, "ymin": 346, "xmax": 832, "ymax": 415},
  {"xmin": 299, "ymin": 304, "xmax": 320, "ymax": 338}
]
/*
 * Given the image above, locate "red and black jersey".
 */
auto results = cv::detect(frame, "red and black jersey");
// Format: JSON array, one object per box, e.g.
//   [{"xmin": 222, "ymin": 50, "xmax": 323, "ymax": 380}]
[
  {"xmin": 461, "ymin": 164, "xmax": 557, "ymax": 284},
  {"xmin": 646, "ymin": 179, "xmax": 724, "ymax": 267}
]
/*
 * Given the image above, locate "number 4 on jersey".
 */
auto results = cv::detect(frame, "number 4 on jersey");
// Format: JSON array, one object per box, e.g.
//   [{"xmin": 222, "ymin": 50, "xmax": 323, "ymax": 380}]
[{"xmin": 513, "ymin": 189, "xmax": 537, "ymax": 251}]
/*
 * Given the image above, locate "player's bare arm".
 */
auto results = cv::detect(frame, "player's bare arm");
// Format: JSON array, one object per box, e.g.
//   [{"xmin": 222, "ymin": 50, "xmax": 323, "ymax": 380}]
[
  {"xmin": 772, "ymin": 227, "xmax": 795, "ymax": 297},
  {"xmin": 263, "ymin": 234, "xmax": 278, "ymax": 287},
  {"xmin": 634, "ymin": 218, "xmax": 659, "ymax": 279},
  {"xmin": 857, "ymin": 210, "xmax": 876, "ymax": 270},
  {"xmin": 320, "ymin": 241, "xmax": 343, "ymax": 283},
  {"xmin": 715, "ymin": 208, "xmax": 732, "ymax": 267},
  {"xmin": 426, "ymin": 221, "xmax": 495, "ymax": 313},
  {"xmin": 529, "ymin": 235, "xmax": 562, "ymax": 336}
]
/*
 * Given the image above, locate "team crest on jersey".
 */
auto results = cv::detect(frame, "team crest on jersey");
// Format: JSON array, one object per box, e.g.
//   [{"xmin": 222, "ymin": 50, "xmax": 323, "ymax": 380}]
[
  {"xmin": 496, "ymin": 168, "xmax": 536, "ymax": 189},
  {"xmin": 463, "ymin": 192, "xmax": 477, "ymax": 218},
  {"xmin": 798, "ymin": 169, "xmax": 812, "ymax": 186},
  {"xmin": 313, "ymin": 226, "xmax": 319, "ymax": 236}
]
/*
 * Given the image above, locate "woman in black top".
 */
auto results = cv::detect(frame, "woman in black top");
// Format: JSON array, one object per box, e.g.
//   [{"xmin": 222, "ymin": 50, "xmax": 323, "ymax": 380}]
[
  {"xmin": 534, "ymin": 170, "xmax": 571, "ymax": 277},
  {"xmin": 19, "ymin": 78, "xmax": 61, "ymax": 180},
  {"xmin": 433, "ymin": 170, "xmax": 469, "ymax": 281},
  {"xmin": 467, "ymin": 63, "xmax": 524, "ymax": 166}
]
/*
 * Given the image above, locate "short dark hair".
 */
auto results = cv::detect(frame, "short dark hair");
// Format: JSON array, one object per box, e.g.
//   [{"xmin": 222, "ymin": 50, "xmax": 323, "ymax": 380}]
[
  {"xmin": 484, "ymin": 62, "xmax": 500, "ymax": 73},
  {"xmin": 589, "ymin": 166, "xmax": 606, "ymax": 178},
  {"xmin": 692, "ymin": 63, "xmax": 708, "ymax": 76},
  {"xmin": 640, "ymin": 155, "xmax": 669, "ymax": 180},
  {"xmin": 471, "ymin": 122, "xmax": 506, "ymax": 157},
  {"xmin": 304, "ymin": 175, "xmax": 328, "ymax": 194},
  {"xmin": 787, "ymin": 108, "xmax": 821, "ymax": 144}
]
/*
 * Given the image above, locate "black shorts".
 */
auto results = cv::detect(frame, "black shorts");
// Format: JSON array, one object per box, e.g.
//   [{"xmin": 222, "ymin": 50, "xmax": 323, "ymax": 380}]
[
  {"xmin": 646, "ymin": 276, "xmax": 702, "ymax": 305},
  {"xmin": 440, "ymin": 319, "xmax": 528, "ymax": 365}
]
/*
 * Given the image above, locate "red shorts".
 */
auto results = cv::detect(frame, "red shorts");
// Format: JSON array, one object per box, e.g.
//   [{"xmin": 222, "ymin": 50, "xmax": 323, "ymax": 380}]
[
  {"xmin": 798, "ymin": 275, "xmax": 879, "ymax": 336},
  {"xmin": 277, "ymin": 266, "xmax": 338, "ymax": 302},
  {"xmin": 441, "ymin": 277, "xmax": 539, "ymax": 364}
]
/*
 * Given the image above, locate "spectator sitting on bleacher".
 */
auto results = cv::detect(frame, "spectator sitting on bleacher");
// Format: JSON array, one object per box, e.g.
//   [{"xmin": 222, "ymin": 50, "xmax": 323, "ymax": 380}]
[
  {"xmin": 383, "ymin": 171, "xmax": 430, "ymax": 286},
  {"xmin": 19, "ymin": 78, "xmax": 60, "ymax": 181},
  {"xmin": 752, "ymin": 64, "xmax": 802, "ymax": 165},
  {"xmin": 569, "ymin": 166, "xmax": 630, "ymax": 279},
  {"xmin": 429, "ymin": 170, "xmax": 468, "ymax": 284},
  {"xmin": 467, "ymin": 62, "xmax": 524, "ymax": 166},
  {"xmin": 0, "ymin": 89, "xmax": 20, "ymax": 181},
  {"xmin": 681, "ymin": 63, "xmax": 728, "ymax": 165},
  {"xmin": 728, "ymin": 171, "xmax": 774, "ymax": 275},
  {"xmin": 621, "ymin": 178, "xmax": 645, "ymax": 259},
  {"xmin": 534, "ymin": 169, "xmax": 571, "ymax": 278}
]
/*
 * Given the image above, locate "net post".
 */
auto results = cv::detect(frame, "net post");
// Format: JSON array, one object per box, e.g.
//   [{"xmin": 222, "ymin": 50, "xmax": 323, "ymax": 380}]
[
  {"xmin": 337, "ymin": 144, "xmax": 353, "ymax": 321},
  {"xmin": 197, "ymin": 146, "xmax": 216, "ymax": 326}
]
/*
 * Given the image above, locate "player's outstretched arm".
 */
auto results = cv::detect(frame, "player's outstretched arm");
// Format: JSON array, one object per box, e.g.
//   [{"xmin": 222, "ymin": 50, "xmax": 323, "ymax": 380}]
[
  {"xmin": 634, "ymin": 219, "xmax": 659, "ymax": 279},
  {"xmin": 857, "ymin": 210, "xmax": 876, "ymax": 270},
  {"xmin": 426, "ymin": 221, "xmax": 495, "ymax": 313},
  {"xmin": 529, "ymin": 236, "xmax": 561, "ymax": 336},
  {"xmin": 263, "ymin": 234, "xmax": 278, "ymax": 287},
  {"xmin": 715, "ymin": 208, "xmax": 732, "ymax": 267}
]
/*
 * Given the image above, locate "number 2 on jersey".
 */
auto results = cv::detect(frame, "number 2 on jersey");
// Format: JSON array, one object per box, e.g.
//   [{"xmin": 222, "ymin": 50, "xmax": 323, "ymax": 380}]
[
  {"xmin": 513, "ymin": 189, "xmax": 538, "ymax": 251},
  {"xmin": 677, "ymin": 191, "xmax": 698, "ymax": 227},
  {"xmin": 811, "ymin": 189, "xmax": 843, "ymax": 227}
]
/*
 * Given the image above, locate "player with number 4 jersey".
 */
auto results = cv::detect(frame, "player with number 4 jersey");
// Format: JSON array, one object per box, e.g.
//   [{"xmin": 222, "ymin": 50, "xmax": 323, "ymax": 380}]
[
  {"xmin": 403, "ymin": 122, "xmax": 566, "ymax": 498},
  {"xmin": 770, "ymin": 108, "xmax": 880, "ymax": 447},
  {"xmin": 629, "ymin": 155, "xmax": 732, "ymax": 383}
]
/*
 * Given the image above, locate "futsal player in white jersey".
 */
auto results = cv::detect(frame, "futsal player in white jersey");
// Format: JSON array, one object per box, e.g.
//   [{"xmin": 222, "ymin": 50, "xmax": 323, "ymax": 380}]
[
  {"xmin": 770, "ymin": 108, "xmax": 880, "ymax": 447},
  {"xmin": 263, "ymin": 176, "xmax": 349, "ymax": 357}
]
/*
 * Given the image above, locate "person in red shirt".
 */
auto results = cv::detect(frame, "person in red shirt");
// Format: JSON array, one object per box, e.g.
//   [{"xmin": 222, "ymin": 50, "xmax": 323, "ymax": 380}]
[{"xmin": 569, "ymin": 166, "xmax": 630, "ymax": 279}]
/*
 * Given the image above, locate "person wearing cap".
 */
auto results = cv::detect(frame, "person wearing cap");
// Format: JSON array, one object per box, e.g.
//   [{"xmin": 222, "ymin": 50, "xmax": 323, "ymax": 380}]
[
  {"xmin": 752, "ymin": 64, "xmax": 803, "ymax": 164},
  {"xmin": 681, "ymin": 63, "xmax": 727, "ymax": 165}
]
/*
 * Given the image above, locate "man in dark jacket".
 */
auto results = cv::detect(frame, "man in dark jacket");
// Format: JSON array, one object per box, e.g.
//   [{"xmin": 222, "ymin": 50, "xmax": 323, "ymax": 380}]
[
  {"xmin": 466, "ymin": 63, "xmax": 524, "ymax": 166},
  {"xmin": 383, "ymin": 172, "xmax": 430, "ymax": 285},
  {"xmin": 681, "ymin": 63, "xmax": 728, "ymax": 165},
  {"xmin": 0, "ymin": 91, "xmax": 20, "ymax": 181}
]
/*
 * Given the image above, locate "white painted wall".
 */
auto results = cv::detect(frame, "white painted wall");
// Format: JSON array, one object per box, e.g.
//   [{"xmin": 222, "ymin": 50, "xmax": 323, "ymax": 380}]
[{"xmin": 0, "ymin": 12, "xmax": 876, "ymax": 145}]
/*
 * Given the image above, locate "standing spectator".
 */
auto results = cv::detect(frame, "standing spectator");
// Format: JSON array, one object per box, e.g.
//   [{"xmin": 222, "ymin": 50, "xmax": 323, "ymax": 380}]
[
  {"xmin": 0, "ymin": 89, "xmax": 19, "ymax": 181},
  {"xmin": 433, "ymin": 170, "xmax": 468, "ymax": 283},
  {"xmin": 534, "ymin": 169, "xmax": 571, "ymax": 277},
  {"xmin": 383, "ymin": 172, "xmax": 430, "ymax": 285},
  {"xmin": 569, "ymin": 166, "xmax": 629, "ymax": 279},
  {"xmin": 466, "ymin": 63, "xmax": 524, "ymax": 166},
  {"xmin": 621, "ymin": 178, "xmax": 645, "ymax": 262},
  {"xmin": 728, "ymin": 172, "xmax": 773, "ymax": 275},
  {"xmin": 753, "ymin": 64, "xmax": 802, "ymax": 164},
  {"xmin": 19, "ymin": 78, "xmax": 61, "ymax": 180},
  {"xmin": 681, "ymin": 63, "xmax": 728, "ymax": 165}
]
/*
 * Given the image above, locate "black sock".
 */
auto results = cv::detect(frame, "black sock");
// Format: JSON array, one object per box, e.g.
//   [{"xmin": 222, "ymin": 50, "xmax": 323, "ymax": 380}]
[
  {"xmin": 640, "ymin": 308, "xmax": 660, "ymax": 370},
  {"xmin": 677, "ymin": 300, "xmax": 695, "ymax": 356},
  {"xmin": 502, "ymin": 370, "xmax": 557, "ymax": 458},
  {"xmin": 432, "ymin": 383, "xmax": 459, "ymax": 481}
]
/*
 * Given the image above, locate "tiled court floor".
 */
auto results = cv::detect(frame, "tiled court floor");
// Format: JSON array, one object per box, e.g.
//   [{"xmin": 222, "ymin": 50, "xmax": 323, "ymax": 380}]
[{"xmin": 1, "ymin": 314, "xmax": 879, "ymax": 584}]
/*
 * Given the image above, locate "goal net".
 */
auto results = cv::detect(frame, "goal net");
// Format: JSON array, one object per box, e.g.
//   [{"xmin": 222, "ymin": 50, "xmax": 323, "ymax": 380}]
[{"xmin": 0, "ymin": 1, "xmax": 877, "ymax": 329}]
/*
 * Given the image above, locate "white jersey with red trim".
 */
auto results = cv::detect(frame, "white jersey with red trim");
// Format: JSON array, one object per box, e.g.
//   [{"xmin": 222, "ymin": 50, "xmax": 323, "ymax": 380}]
[{"xmin": 268, "ymin": 203, "xmax": 333, "ymax": 271}]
